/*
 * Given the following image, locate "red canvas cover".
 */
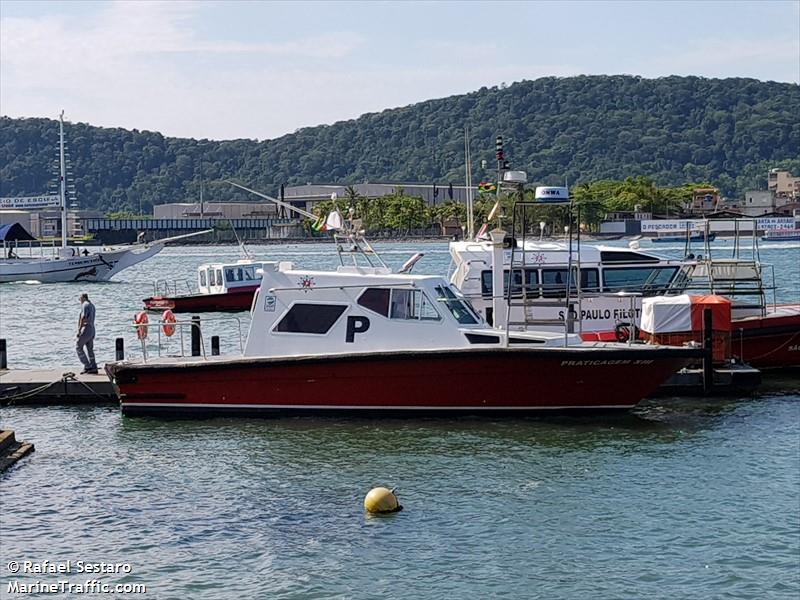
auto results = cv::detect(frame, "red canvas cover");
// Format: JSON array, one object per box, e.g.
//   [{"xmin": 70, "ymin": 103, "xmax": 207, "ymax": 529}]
[{"xmin": 689, "ymin": 295, "xmax": 732, "ymax": 332}]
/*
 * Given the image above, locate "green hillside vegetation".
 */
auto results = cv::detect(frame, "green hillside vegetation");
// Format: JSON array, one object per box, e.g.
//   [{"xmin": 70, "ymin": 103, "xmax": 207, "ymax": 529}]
[{"xmin": 1, "ymin": 75, "xmax": 798, "ymax": 218}]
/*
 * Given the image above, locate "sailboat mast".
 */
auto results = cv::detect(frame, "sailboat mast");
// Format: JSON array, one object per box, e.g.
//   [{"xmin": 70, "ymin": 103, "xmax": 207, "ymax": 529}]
[{"xmin": 58, "ymin": 110, "xmax": 68, "ymax": 248}]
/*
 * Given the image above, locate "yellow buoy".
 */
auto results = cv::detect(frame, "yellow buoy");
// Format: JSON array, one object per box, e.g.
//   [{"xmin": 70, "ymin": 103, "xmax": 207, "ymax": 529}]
[{"xmin": 364, "ymin": 487, "xmax": 403, "ymax": 514}]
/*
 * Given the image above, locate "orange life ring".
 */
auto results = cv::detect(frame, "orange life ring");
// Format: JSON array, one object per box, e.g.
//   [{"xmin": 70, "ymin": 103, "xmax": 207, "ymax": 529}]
[
  {"xmin": 134, "ymin": 311, "xmax": 149, "ymax": 340},
  {"xmin": 162, "ymin": 310, "xmax": 177, "ymax": 337}
]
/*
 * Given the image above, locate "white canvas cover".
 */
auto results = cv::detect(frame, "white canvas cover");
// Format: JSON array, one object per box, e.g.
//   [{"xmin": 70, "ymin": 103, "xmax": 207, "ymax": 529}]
[{"xmin": 640, "ymin": 295, "xmax": 692, "ymax": 334}]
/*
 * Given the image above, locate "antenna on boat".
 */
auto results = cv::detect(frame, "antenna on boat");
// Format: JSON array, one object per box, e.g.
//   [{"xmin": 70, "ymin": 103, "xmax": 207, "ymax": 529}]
[{"xmin": 230, "ymin": 222, "xmax": 252, "ymax": 260}]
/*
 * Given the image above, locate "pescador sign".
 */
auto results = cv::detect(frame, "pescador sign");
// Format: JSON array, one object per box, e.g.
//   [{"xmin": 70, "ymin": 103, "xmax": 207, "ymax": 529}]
[
  {"xmin": 0, "ymin": 195, "xmax": 61, "ymax": 210},
  {"xmin": 641, "ymin": 220, "xmax": 705, "ymax": 232}
]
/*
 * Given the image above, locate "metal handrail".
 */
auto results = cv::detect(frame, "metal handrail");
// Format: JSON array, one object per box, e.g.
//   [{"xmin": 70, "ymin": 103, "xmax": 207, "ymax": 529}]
[{"xmin": 131, "ymin": 314, "xmax": 245, "ymax": 362}]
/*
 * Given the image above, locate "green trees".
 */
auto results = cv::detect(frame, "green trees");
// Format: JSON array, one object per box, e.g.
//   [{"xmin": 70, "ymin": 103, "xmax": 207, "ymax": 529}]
[{"xmin": 0, "ymin": 76, "xmax": 797, "ymax": 214}]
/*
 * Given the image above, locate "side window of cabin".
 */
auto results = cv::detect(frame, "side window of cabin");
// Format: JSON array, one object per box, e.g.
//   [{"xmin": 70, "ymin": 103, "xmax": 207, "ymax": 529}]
[
  {"xmin": 357, "ymin": 288, "xmax": 390, "ymax": 316},
  {"xmin": 243, "ymin": 267, "xmax": 255, "ymax": 280},
  {"xmin": 225, "ymin": 268, "xmax": 235, "ymax": 283},
  {"xmin": 209, "ymin": 269, "xmax": 216, "ymax": 286},
  {"xmin": 199, "ymin": 270, "xmax": 207, "ymax": 287},
  {"xmin": 602, "ymin": 267, "xmax": 678, "ymax": 293},
  {"xmin": 216, "ymin": 269, "xmax": 223, "ymax": 286},
  {"xmin": 480, "ymin": 269, "xmax": 538, "ymax": 298},
  {"xmin": 358, "ymin": 288, "xmax": 440, "ymax": 321},
  {"xmin": 540, "ymin": 268, "xmax": 598, "ymax": 297},
  {"xmin": 541, "ymin": 269, "xmax": 569, "ymax": 298},
  {"xmin": 581, "ymin": 269, "xmax": 600, "ymax": 292},
  {"xmin": 275, "ymin": 303, "xmax": 347, "ymax": 334}
]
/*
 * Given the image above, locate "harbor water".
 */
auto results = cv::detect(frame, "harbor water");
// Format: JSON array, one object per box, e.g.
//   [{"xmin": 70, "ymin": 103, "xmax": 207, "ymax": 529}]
[{"xmin": 1, "ymin": 240, "xmax": 799, "ymax": 598}]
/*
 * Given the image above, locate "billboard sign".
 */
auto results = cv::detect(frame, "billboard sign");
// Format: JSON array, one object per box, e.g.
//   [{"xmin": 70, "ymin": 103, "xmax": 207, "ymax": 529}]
[
  {"xmin": 0, "ymin": 195, "xmax": 61, "ymax": 210},
  {"xmin": 756, "ymin": 217, "xmax": 796, "ymax": 230},
  {"xmin": 641, "ymin": 219, "xmax": 705, "ymax": 232}
]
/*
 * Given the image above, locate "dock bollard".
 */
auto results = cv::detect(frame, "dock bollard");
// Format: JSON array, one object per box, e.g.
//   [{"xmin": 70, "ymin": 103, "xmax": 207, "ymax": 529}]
[
  {"xmin": 702, "ymin": 308, "xmax": 714, "ymax": 394},
  {"xmin": 191, "ymin": 315, "xmax": 202, "ymax": 357},
  {"xmin": 115, "ymin": 337, "xmax": 125, "ymax": 361},
  {"xmin": 211, "ymin": 336, "xmax": 220, "ymax": 356},
  {"xmin": 0, "ymin": 339, "xmax": 6, "ymax": 369}
]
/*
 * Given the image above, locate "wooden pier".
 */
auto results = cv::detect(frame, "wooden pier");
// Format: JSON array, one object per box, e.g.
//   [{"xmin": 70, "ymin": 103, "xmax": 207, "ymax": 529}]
[
  {"xmin": 0, "ymin": 369, "xmax": 117, "ymax": 405},
  {"xmin": 0, "ymin": 429, "xmax": 34, "ymax": 472}
]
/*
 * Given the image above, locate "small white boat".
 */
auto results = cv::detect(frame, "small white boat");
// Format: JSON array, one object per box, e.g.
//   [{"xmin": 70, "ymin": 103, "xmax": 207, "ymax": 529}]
[
  {"xmin": 0, "ymin": 111, "xmax": 209, "ymax": 284},
  {"xmin": 762, "ymin": 228, "xmax": 800, "ymax": 241}
]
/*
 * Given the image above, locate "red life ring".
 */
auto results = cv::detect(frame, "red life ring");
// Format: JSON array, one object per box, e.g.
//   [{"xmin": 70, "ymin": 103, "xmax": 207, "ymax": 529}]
[
  {"xmin": 162, "ymin": 310, "xmax": 177, "ymax": 337},
  {"xmin": 134, "ymin": 311, "xmax": 149, "ymax": 340}
]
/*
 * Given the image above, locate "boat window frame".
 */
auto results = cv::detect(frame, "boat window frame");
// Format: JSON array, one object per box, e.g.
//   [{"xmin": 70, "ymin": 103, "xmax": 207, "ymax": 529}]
[
  {"xmin": 480, "ymin": 269, "xmax": 539, "ymax": 299},
  {"xmin": 272, "ymin": 302, "xmax": 348, "ymax": 335},
  {"xmin": 199, "ymin": 269, "xmax": 207, "ymax": 288},
  {"xmin": 356, "ymin": 287, "xmax": 442, "ymax": 322},
  {"xmin": 435, "ymin": 285, "xmax": 480, "ymax": 325},
  {"xmin": 601, "ymin": 265, "xmax": 679, "ymax": 294}
]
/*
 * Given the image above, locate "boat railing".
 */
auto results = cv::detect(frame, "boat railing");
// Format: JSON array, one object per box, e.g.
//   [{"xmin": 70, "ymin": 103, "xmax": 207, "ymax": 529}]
[
  {"xmin": 678, "ymin": 259, "xmax": 777, "ymax": 316},
  {"xmin": 152, "ymin": 278, "xmax": 195, "ymax": 297},
  {"xmin": 132, "ymin": 314, "xmax": 245, "ymax": 362}
]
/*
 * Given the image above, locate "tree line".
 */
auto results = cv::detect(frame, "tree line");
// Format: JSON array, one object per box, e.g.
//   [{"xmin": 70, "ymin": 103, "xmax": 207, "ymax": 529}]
[
  {"xmin": 1, "ymin": 75, "xmax": 798, "ymax": 216},
  {"xmin": 306, "ymin": 177, "xmax": 710, "ymax": 235}
]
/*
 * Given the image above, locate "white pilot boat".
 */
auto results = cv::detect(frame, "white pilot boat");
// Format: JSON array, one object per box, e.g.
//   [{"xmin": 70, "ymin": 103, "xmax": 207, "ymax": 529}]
[
  {"xmin": 105, "ymin": 228, "xmax": 698, "ymax": 416},
  {"xmin": 449, "ymin": 180, "xmax": 799, "ymax": 370}
]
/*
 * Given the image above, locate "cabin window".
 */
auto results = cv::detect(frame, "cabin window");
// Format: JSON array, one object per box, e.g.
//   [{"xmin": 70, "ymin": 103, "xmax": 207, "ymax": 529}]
[
  {"xmin": 599, "ymin": 251, "xmax": 660, "ymax": 264},
  {"xmin": 602, "ymin": 266, "xmax": 678, "ymax": 293},
  {"xmin": 243, "ymin": 267, "xmax": 255, "ymax": 280},
  {"xmin": 199, "ymin": 270, "xmax": 207, "ymax": 287},
  {"xmin": 275, "ymin": 303, "xmax": 347, "ymax": 334},
  {"xmin": 435, "ymin": 285, "xmax": 479, "ymax": 325},
  {"xmin": 216, "ymin": 269, "xmax": 223, "ymax": 286},
  {"xmin": 389, "ymin": 289, "xmax": 440, "ymax": 321},
  {"xmin": 209, "ymin": 269, "xmax": 216, "ymax": 286},
  {"xmin": 358, "ymin": 288, "xmax": 390, "ymax": 316},
  {"xmin": 480, "ymin": 269, "xmax": 538, "ymax": 299},
  {"xmin": 540, "ymin": 268, "xmax": 599, "ymax": 297},
  {"xmin": 225, "ymin": 268, "xmax": 236, "ymax": 283}
]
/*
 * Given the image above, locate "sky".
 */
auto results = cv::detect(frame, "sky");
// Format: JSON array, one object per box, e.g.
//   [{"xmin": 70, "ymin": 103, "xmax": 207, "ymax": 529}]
[{"xmin": 1, "ymin": 0, "xmax": 798, "ymax": 141}]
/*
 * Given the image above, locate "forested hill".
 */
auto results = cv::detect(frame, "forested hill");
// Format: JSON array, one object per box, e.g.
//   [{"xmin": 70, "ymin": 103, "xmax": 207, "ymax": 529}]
[{"xmin": 1, "ymin": 75, "xmax": 798, "ymax": 213}]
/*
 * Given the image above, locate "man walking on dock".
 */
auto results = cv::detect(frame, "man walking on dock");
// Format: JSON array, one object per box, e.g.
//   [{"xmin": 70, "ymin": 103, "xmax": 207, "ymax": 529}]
[{"xmin": 76, "ymin": 293, "xmax": 98, "ymax": 374}]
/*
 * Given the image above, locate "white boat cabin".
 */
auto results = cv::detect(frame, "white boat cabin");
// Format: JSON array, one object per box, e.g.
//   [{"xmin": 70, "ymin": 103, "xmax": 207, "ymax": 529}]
[
  {"xmin": 449, "ymin": 239, "xmax": 691, "ymax": 333},
  {"xmin": 243, "ymin": 262, "xmax": 580, "ymax": 358},
  {"xmin": 198, "ymin": 260, "xmax": 262, "ymax": 295}
]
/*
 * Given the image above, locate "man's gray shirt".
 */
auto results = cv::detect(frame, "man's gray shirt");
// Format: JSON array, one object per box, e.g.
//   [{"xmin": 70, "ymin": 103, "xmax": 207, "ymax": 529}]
[{"xmin": 81, "ymin": 301, "xmax": 96, "ymax": 338}]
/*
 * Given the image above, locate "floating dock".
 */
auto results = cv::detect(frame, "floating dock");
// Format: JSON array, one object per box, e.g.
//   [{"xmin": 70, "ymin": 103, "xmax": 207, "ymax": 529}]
[
  {"xmin": 0, "ymin": 429, "xmax": 35, "ymax": 472},
  {"xmin": 0, "ymin": 369, "xmax": 117, "ymax": 405},
  {"xmin": 652, "ymin": 363, "xmax": 762, "ymax": 397}
]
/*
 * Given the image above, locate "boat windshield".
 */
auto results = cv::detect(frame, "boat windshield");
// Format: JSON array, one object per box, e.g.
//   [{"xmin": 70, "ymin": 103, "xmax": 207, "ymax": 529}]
[{"xmin": 434, "ymin": 285, "xmax": 481, "ymax": 325}]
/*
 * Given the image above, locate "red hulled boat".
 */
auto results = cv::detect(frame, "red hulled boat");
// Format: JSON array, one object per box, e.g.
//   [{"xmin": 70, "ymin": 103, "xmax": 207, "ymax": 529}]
[
  {"xmin": 144, "ymin": 260, "xmax": 261, "ymax": 313},
  {"xmin": 108, "ymin": 254, "xmax": 700, "ymax": 416}
]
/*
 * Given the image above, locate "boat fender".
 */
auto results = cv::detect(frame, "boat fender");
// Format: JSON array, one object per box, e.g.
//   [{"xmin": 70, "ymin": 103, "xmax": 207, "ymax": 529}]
[
  {"xmin": 364, "ymin": 487, "xmax": 403, "ymax": 515},
  {"xmin": 134, "ymin": 311, "xmax": 149, "ymax": 340},
  {"xmin": 614, "ymin": 322, "xmax": 639, "ymax": 343},
  {"xmin": 162, "ymin": 310, "xmax": 177, "ymax": 337}
]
